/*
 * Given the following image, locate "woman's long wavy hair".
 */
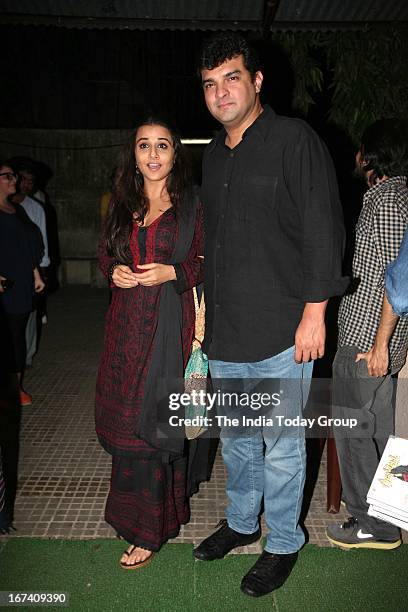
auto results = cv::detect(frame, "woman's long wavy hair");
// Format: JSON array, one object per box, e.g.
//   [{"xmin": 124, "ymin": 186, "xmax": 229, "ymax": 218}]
[{"xmin": 104, "ymin": 117, "xmax": 191, "ymax": 264}]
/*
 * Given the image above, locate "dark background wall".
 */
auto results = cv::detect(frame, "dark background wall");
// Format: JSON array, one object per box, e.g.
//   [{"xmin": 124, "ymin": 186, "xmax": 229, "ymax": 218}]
[
  {"xmin": 1, "ymin": 26, "xmax": 218, "ymax": 134},
  {"xmin": 0, "ymin": 25, "xmax": 302, "ymax": 281},
  {"xmin": 0, "ymin": 24, "xmax": 404, "ymax": 283},
  {"xmin": 0, "ymin": 26, "xmax": 220, "ymax": 280}
]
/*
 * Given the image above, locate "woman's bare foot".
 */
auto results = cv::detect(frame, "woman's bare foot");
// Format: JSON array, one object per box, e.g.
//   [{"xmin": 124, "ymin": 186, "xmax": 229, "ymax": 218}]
[{"xmin": 120, "ymin": 545, "xmax": 153, "ymax": 569}]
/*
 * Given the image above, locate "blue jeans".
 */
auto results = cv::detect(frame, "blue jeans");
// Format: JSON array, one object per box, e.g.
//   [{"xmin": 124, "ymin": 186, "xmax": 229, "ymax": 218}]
[{"xmin": 209, "ymin": 345, "xmax": 313, "ymax": 554}]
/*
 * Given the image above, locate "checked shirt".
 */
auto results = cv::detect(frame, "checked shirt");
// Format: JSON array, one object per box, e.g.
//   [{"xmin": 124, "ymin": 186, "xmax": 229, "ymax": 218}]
[{"xmin": 338, "ymin": 176, "xmax": 408, "ymax": 372}]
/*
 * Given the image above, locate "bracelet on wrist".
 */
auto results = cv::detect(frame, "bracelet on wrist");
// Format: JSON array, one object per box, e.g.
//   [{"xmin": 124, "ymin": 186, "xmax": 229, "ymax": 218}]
[{"xmin": 108, "ymin": 261, "xmax": 120, "ymax": 282}]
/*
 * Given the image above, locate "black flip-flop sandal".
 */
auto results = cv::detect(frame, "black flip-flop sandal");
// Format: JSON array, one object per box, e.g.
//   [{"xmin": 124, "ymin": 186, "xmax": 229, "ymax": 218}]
[{"xmin": 120, "ymin": 545, "xmax": 154, "ymax": 570}]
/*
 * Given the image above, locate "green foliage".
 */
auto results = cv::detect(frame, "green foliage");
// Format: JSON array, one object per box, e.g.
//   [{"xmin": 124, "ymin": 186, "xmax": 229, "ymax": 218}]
[
  {"xmin": 273, "ymin": 32, "xmax": 324, "ymax": 115},
  {"xmin": 271, "ymin": 27, "xmax": 408, "ymax": 144},
  {"xmin": 325, "ymin": 28, "xmax": 408, "ymax": 143}
]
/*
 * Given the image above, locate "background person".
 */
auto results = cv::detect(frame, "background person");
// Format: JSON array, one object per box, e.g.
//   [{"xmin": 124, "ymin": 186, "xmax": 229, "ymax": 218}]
[
  {"xmin": 386, "ymin": 226, "xmax": 408, "ymax": 318},
  {"xmin": 11, "ymin": 163, "xmax": 50, "ymax": 366},
  {"xmin": 327, "ymin": 119, "xmax": 408, "ymax": 550},
  {"xmin": 0, "ymin": 160, "xmax": 45, "ymax": 406},
  {"xmin": 95, "ymin": 118, "xmax": 203, "ymax": 569}
]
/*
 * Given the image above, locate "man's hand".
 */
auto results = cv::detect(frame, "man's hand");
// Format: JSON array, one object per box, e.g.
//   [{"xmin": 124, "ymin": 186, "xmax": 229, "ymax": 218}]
[
  {"xmin": 295, "ymin": 301, "xmax": 327, "ymax": 363},
  {"xmin": 133, "ymin": 263, "xmax": 176, "ymax": 287},
  {"xmin": 355, "ymin": 345, "xmax": 389, "ymax": 377},
  {"xmin": 355, "ymin": 293, "xmax": 398, "ymax": 377},
  {"xmin": 111, "ymin": 265, "xmax": 139, "ymax": 289},
  {"xmin": 33, "ymin": 268, "xmax": 45, "ymax": 293}
]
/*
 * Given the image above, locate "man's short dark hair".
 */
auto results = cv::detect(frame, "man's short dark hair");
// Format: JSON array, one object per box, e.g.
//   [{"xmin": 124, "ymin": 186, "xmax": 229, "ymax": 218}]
[
  {"xmin": 361, "ymin": 119, "xmax": 408, "ymax": 179},
  {"xmin": 8, "ymin": 156, "xmax": 37, "ymax": 177},
  {"xmin": 198, "ymin": 32, "xmax": 261, "ymax": 80}
]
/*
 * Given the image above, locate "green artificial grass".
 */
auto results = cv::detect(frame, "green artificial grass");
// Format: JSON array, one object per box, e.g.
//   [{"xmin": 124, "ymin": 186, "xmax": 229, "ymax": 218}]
[{"xmin": 0, "ymin": 540, "xmax": 406, "ymax": 612}]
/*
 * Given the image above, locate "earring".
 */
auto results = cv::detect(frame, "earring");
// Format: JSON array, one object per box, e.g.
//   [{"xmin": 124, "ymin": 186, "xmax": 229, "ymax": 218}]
[{"xmin": 135, "ymin": 164, "xmax": 140, "ymax": 174}]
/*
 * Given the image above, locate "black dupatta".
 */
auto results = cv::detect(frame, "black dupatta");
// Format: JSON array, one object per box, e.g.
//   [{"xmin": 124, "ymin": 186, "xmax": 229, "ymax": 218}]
[{"xmin": 135, "ymin": 190, "xmax": 198, "ymax": 461}]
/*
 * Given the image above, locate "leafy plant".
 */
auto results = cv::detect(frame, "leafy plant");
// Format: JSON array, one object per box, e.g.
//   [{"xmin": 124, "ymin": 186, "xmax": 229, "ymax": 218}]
[
  {"xmin": 273, "ymin": 32, "xmax": 324, "ymax": 115},
  {"xmin": 271, "ymin": 27, "xmax": 408, "ymax": 144},
  {"xmin": 325, "ymin": 27, "xmax": 408, "ymax": 143}
]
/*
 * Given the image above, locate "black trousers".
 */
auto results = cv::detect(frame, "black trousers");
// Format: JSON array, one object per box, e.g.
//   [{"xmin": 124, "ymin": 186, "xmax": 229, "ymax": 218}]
[
  {"xmin": 0, "ymin": 311, "xmax": 30, "ymax": 373},
  {"xmin": 332, "ymin": 345, "xmax": 400, "ymax": 540}
]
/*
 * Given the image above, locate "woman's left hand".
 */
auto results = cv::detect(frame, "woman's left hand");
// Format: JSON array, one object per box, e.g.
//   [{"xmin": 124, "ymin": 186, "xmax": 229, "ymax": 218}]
[{"xmin": 133, "ymin": 263, "xmax": 176, "ymax": 286}]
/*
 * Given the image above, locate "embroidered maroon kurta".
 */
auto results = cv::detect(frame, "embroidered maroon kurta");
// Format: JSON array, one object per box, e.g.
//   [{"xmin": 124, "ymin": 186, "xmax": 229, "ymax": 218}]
[{"xmin": 95, "ymin": 205, "xmax": 203, "ymax": 550}]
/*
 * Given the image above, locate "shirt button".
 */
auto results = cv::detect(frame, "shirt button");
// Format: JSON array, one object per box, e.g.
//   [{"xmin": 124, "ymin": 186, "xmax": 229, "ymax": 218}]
[
  {"xmin": 215, "ymin": 303, "xmax": 220, "ymax": 308},
  {"xmin": 216, "ymin": 243, "xmax": 221, "ymax": 249},
  {"xmin": 223, "ymin": 183, "xmax": 228, "ymax": 188},
  {"xmin": 230, "ymin": 152, "xmax": 234, "ymax": 158}
]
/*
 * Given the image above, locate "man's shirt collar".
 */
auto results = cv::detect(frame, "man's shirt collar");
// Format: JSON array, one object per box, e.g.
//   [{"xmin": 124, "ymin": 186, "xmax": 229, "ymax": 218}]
[
  {"xmin": 366, "ymin": 175, "xmax": 407, "ymax": 196},
  {"xmin": 208, "ymin": 104, "xmax": 275, "ymax": 153}
]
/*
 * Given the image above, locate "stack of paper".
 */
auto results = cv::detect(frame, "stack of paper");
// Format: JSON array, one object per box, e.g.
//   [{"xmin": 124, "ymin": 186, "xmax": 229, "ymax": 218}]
[{"xmin": 367, "ymin": 436, "xmax": 408, "ymax": 531}]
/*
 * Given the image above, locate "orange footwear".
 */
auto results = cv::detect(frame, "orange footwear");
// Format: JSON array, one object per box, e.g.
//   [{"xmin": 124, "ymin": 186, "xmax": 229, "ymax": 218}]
[{"xmin": 20, "ymin": 390, "xmax": 32, "ymax": 406}]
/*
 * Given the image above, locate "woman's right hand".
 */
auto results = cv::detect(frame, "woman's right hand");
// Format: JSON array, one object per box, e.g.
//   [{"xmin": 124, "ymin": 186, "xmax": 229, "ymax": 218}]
[{"xmin": 111, "ymin": 265, "xmax": 139, "ymax": 289}]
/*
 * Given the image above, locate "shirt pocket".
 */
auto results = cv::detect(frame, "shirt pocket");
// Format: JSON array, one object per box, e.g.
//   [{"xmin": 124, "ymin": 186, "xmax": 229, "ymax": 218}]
[{"xmin": 235, "ymin": 175, "xmax": 279, "ymax": 222}]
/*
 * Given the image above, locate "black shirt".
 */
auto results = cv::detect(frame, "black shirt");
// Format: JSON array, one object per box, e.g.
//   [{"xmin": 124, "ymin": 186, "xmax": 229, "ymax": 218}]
[{"xmin": 201, "ymin": 105, "xmax": 348, "ymax": 362}]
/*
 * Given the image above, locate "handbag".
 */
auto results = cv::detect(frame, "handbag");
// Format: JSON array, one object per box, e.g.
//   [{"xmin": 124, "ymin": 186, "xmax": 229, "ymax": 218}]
[{"xmin": 184, "ymin": 286, "xmax": 208, "ymax": 440}]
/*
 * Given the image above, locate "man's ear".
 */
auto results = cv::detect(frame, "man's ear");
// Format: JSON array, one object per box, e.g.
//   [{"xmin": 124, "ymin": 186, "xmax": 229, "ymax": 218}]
[{"xmin": 254, "ymin": 71, "xmax": 264, "ymax": 94}]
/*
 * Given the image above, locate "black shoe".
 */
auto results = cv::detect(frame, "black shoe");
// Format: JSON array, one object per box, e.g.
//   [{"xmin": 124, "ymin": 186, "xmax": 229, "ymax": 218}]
[
  {"xmin": 240, "ymin": 550, "xmax": 298, "ymax": 597},
  {"xmin": 193, "ymin": 519, "xmax": 261, "ymax": 561}
]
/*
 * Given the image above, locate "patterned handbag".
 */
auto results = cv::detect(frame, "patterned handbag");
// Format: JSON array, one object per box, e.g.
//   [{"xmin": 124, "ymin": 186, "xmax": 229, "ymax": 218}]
[{"xmin": 184, "ymin": 286, "xmax": 208, "ymax": 440}]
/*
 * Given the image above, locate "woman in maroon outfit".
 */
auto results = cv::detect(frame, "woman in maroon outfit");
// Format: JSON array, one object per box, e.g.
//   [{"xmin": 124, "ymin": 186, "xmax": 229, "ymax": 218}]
[{"xmin": 95, "ymin": 118, "xmax": 203, "ymax": 569}]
